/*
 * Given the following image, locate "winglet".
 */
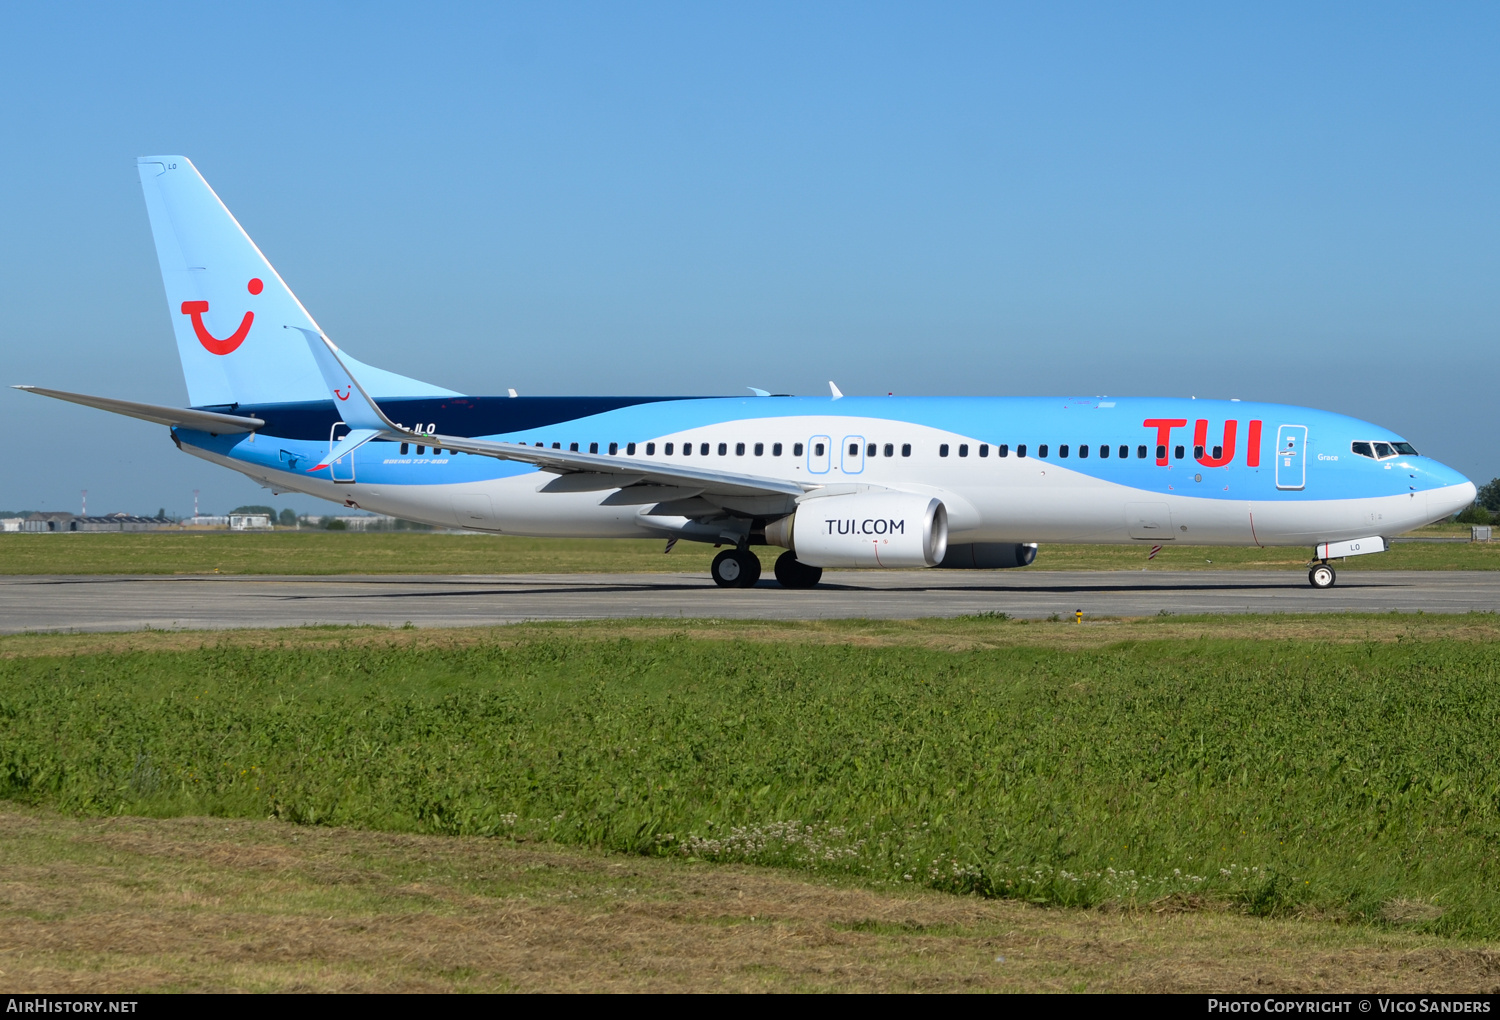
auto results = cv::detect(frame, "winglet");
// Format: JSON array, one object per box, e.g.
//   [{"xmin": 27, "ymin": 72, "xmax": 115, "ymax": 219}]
[
  {"xmin": 311, "ymin": 428, "xmax": 381, "ymax": 471},
  {"xmin": 747, "ymin": 387, "xmax": 770, "ymax": 397},
  {"xmin": 289, "ymin": 326, "xmax": 401, "ymax": 433},
  {"xmin": 829, "ymin": 380, "xmax": 843, "ymax": 399}
]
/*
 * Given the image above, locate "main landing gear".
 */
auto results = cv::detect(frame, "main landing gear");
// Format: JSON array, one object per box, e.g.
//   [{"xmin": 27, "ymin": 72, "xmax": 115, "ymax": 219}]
[
  {"xmin": 773, "ymin": 551, "xmax": 822, "ymax": 589},
  {"xmin": 711, "ymin": 548, "xmax": 762, "ymax": 588},
  {"xmin": 1308, "ymin": 562, "xmax": 1337, "ymax": 589}
]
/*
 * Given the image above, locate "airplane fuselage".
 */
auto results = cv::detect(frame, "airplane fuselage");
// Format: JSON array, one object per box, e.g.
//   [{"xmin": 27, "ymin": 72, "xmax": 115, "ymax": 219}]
[{"xmin": 176, "ymin": 393, "xmax": 1474, "ymax": 550}]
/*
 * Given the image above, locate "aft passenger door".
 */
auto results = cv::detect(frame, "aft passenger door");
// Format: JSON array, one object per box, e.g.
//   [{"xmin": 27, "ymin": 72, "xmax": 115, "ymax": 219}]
[
  {"xmin": 1275, "ymin": 425, "xmax": 1307, "ymax": 490},
  {"xmin": 329, "ymin": 422, "xmax": 356, "ymax": 483},
  {"xmin": 808, "ymin": 435, "xmax": 831, "ymax": 474}
]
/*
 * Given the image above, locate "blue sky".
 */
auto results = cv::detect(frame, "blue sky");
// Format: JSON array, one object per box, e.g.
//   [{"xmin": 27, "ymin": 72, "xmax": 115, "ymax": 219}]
[{"xmin": 1, "ymin": 2, "xmax": 1496, "ymax": 515}]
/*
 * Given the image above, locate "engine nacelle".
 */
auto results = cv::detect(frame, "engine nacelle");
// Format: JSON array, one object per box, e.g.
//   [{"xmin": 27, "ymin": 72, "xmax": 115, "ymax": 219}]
[
  {"xmin": 937, "ymin": 542, "xmax": 1038, "ymax": 569},
  {"xmin": 764, "ymin": 492, "xmax": 948, "ymax": 569}
]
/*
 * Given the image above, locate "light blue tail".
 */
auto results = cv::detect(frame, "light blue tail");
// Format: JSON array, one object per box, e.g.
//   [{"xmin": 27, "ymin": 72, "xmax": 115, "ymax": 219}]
[{"xmin": 137, "ymin": 156, "xmax": 458, "ymax": 407}]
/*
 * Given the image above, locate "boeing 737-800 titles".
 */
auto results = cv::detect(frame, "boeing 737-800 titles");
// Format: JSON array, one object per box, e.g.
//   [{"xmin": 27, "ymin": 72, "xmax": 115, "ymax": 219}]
[{"xmin": 15, "ymin": 157, "xmax": 1477, "ymax": 589}]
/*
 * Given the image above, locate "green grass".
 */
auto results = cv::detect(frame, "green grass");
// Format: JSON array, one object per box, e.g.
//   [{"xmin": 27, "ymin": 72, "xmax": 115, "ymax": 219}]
[
  {"xmin": 5, "ymin": 616, "xmax": 1500, "ymax": 936},
  {"xmin": 1, "ymin": 528, "xmax": 1496, "ymax": 574}
]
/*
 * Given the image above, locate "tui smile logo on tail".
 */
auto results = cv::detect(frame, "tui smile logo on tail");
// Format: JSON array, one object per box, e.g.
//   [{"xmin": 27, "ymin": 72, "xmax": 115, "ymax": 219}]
[{"xmin": 181, "ymin": 278, "xmax": 263, "ymax": 355}]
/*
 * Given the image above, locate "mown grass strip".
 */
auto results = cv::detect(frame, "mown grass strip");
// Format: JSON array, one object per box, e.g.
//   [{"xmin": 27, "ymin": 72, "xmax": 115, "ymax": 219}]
[
  {"xmin": 2, "ymin": 529, "xmax": 1496, "ymax": 575},
  {"xmin": 3, "ymin": 616, "xmax": 1498, "ymax": 936}
]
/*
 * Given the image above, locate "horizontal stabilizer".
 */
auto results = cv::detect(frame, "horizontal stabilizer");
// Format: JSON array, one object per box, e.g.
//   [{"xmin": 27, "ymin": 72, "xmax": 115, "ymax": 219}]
[{"xmin": 12, "ymin": 385, "xmax": 265, "ymax": 433}]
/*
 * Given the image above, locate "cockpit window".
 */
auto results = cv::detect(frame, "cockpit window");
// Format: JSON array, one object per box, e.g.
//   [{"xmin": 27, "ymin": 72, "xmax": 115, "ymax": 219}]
[{"xmin": 1352, "ymin": 440, "xmax": 1414, "ymax": 460}]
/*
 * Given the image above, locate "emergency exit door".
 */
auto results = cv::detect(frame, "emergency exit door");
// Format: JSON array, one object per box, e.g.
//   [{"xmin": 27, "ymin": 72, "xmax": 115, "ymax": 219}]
[{"xmin": 1275, "ymin": 425, "xmax": 1307, "ymax": 490}]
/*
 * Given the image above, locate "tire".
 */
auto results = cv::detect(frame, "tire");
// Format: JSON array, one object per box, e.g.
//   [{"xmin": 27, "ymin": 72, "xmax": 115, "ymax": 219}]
[
  {"xmin": 1309, "ymin": 563, "xmax": 1336, "ymax": 589},
  {"xmin": 738, "ymin": 551, "xmax": 763, "ymax": 588},
  {"xmin": 711, "ymin": 549, "xmax": 743, "ymax": 588},
  {"xmin": 774, "ymin": 550, "xmax": 823, "ymax": 589}
]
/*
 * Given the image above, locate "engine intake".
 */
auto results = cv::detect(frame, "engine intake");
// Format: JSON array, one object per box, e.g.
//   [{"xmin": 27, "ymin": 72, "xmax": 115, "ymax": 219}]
[{"xmin": 764, "ymin": 492, "xmax": 948, "ymax": 569}]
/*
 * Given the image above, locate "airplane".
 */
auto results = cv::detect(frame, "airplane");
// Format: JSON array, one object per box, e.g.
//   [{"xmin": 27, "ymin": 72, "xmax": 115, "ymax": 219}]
[{"xmin": 14, "ymin": 157, "xmax": 1477, "ymax": 590}]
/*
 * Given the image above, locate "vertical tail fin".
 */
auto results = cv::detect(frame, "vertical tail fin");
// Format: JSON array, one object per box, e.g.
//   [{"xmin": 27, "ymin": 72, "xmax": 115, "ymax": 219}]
[{"xmin": 136, "ymin": 156, "xmax": 457, "ymax": 407}]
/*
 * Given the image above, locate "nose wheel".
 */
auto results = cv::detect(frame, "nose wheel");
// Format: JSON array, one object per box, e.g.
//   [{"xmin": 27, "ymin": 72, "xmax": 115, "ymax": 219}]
[
  {"xmin": 1308, "ymin": 563, "xmax": 1337, "ymax": 589},
  {"xmin": 711, "ymin": 549, "xmax": 762, "ymax": 588}
]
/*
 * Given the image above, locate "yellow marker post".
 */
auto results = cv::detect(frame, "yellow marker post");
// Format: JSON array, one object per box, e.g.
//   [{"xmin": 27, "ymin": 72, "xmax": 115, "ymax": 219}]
[{"xmin": 1075, "ymin": 609, "xmax": 1083, "ymax": 624}]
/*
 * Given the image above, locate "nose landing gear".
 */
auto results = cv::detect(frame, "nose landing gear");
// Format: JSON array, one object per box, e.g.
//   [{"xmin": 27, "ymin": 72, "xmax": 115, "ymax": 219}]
[
  {"xmin": 1308, "ymin": 562, "xmax": 1337, "ymax": 589},
  {"xmin": 711, "ymin": 549, "xmax": 762, "ymax": 588}
]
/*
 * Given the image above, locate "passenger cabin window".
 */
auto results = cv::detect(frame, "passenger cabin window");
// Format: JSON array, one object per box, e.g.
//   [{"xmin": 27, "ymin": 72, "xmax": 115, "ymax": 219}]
[
  {"xmin": 735, "ymin": 442, "xmax": 745, "ymax": 456},
  {"xmin": 978, "ymin": 443, "xmax": 989, "ymax": 457},
  {"xmin": 700, "ymin": 443, "xmax": 710, "ymax": 456},
  {"xmin": 569, "ymin": 442, "xmax": 579, "ymax": 452},
  {"xmin": 901, "ymin": 443, "xmax": 911, "ymax": 457},
  {"xmin": 793, "ymin": 443, "xmax": 803, "ymax": 456},
  {"xmin": 400, "ymin": 443, "xmax": 408, "ymax": 455},
  {"xmin": 1155, "ymin": 445, "xmax": 1166, "ymax": 460},
  {"xmin": 773, "ymin": 442, "xmax": 783, "ymax": 456},
  {"xmin": 1120, "ymin": 445, "xmax": 1129, "ymax": 458},
  {"xmin": 997, "ymin": 444, "xmax": 1008, "ymax": 457},
  {"xmin": 1212, "ymin": 446, "xmax": 1222, "ymax": 459},
  {"xmin": 958, "ymin": 444, "xmax": 968, "ymax": 457},
  {"xmin": 718, "ymin": 443, "xmax": 728, "ymax": 456},
  {"xmin": 1174, "ymin": 445, "xmax": 1185, "ymax": 460},
  {"xmin": 813, "ymin": 442, "xmax": 824, "ymax": 456},
  {"xmin": 645, "ymin": 442, "xmax": 655, "ymax": 455},
  {"xmin": 1059, "ymin": 444, "xmax": 1069, "ymax": 458},
  {"xmin": 849, "ymin": 442, "xmax": 859, "ymax": 456},
  {"xmin": 884, "ymin": 443, "xmax": 894, "ymax": 457},
  {"xmin": 939, "ymin": 444, "xmax": 950, "ymax": 457},
  {"xmin": 1038, "ymin": 445, "xmax": 1048, "ymax": 458},
  {"xmin": 608, "ymin": 442, "xmax": 618, "ymax": 455},
  {"xmin": 625, "ymin": 442, "xmax": 635, "ymax": 455},
  {"xmin": 683, "ymin": 443, "xmax": 691, "ymax": 456},
  {"xmin": 664, "ymin": 442, "xmax": 673, "ymax": 455},
  {"xmin": 589, "ymin": 442, "xmax": 599, "ymax": 454},
  {"xmin": 1194, "ymin": 445, "xmax": 1204, "ymax": 459},
  {"xmin": 754, "ymin": 442, "xmax": 763, "ymax": 456},
  {"xmin": 1079, "ymin": 445, "xmax": 1088, "ymax": 458},
  {"xmin": 1017, "ymin": 444, "xmax": 1027, "ymax": 457},
  {"xmin": 416, "ymin": 445, "xmax": 425, "ymax": 455},
  {"xmin": 1098, "ymin": 444, "xmax": 1107, "ymax": 458}
]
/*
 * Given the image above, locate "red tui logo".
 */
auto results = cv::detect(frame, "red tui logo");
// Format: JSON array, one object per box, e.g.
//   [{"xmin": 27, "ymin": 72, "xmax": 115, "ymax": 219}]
[{"xmin": 181, "ymin": 278, "xmax": 263, "ymax": 355}]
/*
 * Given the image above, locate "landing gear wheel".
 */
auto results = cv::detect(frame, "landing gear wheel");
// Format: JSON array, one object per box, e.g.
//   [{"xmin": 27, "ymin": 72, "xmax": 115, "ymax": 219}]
[
  {"xmin": 774, "ymin": 551, "xmax": 823, "ymax": 589},
  {"xmin": 712, "ymin": 549, "xmax": 761, "ymax": 588},
  {"xmin": 1309, "ymin": 563, "xmax": 1336, "ymax": 589}
]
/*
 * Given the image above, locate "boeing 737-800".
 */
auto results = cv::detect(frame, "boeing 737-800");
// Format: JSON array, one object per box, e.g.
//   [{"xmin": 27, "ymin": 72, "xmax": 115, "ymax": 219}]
[{"xmin": 15, "ymin": 157, "xmax": 1477, "ymax": 589}]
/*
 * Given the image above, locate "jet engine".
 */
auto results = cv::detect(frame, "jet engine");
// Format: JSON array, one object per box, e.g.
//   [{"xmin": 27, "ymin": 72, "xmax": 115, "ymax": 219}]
[
  {"xmin": 937, "ymin": 543, "xmax": 1038, "ymax": 569},
  {"xmin": 764, "ymin": 492, "xmax": 948, "ymax": 569}
]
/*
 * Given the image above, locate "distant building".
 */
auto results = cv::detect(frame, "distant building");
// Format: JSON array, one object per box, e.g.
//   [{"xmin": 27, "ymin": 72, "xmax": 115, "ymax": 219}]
[
  {"xmin": 183, "ymin": 515, "xmax": 230, "ymax": 528},
  {"xmin": 75, "ymin": 514, "xmax": 177, "ymax": 532},
  {"xmin": 229, "ymin": 513, "xmax": 273, "ymax": 531},
  {"xmin": 0, "ymin": 518, "xmax": 23, "ymax": 532},
  {"xmin": 22, "ymin": 512, "xmax": 77, "ymax": 532},
  {"xmin": 22, "ymin": 512, "xmax": 176, "ymax": 533}
]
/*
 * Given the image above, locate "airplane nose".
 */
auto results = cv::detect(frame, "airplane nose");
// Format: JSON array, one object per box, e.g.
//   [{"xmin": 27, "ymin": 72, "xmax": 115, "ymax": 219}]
[{"xmin": 1427, "ymin": 477, "xmax": 1477, "ymax": 521}]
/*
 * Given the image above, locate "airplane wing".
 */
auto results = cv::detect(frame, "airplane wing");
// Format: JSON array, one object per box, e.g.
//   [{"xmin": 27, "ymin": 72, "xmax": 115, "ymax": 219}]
[
  {"xmin": 12, "ymin": 385, "xmax": 266, "ymax": 433},
  {"xmin": 423, "ymin": 433, "xmax": 808, "ymax": 498},
  {"xmin": 296, "ymin": 329, "xmax": 810, "ymax": 503}
]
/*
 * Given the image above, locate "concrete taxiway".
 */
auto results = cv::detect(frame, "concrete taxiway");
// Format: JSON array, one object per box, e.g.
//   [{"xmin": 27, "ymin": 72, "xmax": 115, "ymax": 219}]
[{"xmin": 1, "ymin": 570, "xmax": 1496, "ymax": 633}]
